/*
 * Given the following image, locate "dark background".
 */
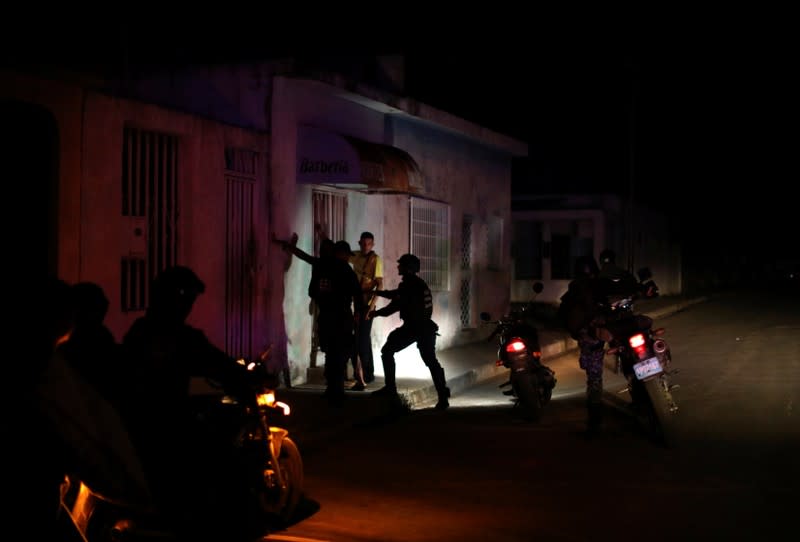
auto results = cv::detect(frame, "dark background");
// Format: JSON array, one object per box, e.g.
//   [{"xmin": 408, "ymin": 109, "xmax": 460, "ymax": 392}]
[{"xmin": 3, "ymin": 14, "xmax": 796, "ymax": 270}]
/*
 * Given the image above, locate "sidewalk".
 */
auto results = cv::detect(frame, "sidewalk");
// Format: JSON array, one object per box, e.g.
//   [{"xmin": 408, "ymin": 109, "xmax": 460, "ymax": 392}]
[{"xmin": 277, "ymin": 294, "xmax": 710, "ymax": 450}]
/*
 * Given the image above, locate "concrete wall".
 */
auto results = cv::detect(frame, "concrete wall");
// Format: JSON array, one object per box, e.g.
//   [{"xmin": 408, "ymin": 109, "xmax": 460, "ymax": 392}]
[
  {"xmin": 80, "ymin": 93, "xmax": 269, "ymax": 349},
  {"xmin": 391, "ymin": 117, "xmax": 512, "ymax": 345},
  {"xmin": 271, "ymin": 76, "xmax": 517, "ymax": 382}
]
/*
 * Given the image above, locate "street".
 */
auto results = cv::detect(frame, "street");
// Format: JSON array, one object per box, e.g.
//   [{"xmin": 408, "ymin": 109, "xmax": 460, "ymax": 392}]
[{"xmin": 266, "ymin": 289, "xmax": 799, "ymax": 541}]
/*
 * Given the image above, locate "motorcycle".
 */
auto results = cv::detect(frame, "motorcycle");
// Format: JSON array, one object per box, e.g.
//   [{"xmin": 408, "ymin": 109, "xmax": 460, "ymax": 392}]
[
  {"xmin": 58, "ymin": 350, "xmax": 304, "ymax": 541},
  {"xmin": 602, "ymin": 268, "xmax": 680, "ymax": 447},
  {"xmin": 480, "ymin": 282, "xmax": 557, "ymax": 421}
]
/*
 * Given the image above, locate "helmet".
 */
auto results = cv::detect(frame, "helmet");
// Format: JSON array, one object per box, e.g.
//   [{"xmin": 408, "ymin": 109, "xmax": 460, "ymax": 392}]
[
  {"xmin": 574, "ymin": 256, "xmax": 599, "ymax": 278},
  {"xmin": 397, "ymin": 253, "xmax": 420, "ymax": 273},
  {"xmin": 599, "ymin": 249, "xmax": 616, "ymax": 265},
  {"xmin": 72, "ymin": 282, "xmax": 110, "ymax": 326},
  {"xmin": 149, "ymin": 266, "xmax": 205, "ymax": 319}
]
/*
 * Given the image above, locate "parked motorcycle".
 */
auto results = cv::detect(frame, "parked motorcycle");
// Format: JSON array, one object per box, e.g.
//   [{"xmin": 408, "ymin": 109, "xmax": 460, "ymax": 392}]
[
  {"xmin": 602, "ymin": 268, "xmax": 680, "ymax": 447},
  {"xmin": 58, "ymin": 351, "xmax": 304, "ymax": 541},
  {"xmin": 480, "ymin": 282, "xmax": 557, "ymax": 421}
]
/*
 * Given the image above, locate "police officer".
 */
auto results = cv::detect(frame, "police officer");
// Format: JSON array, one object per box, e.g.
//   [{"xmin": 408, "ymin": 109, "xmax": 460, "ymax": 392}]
[
  {"xmin": 369, "ymin": 253, "xmax": 450, "ymax": 410},
  {"xmin": 310, "ymin": 240, "xmax": 365, "ymax": 405},
  {"xmin": 561, "ymin": 256, "xmax": 607, "ymax": 437}
]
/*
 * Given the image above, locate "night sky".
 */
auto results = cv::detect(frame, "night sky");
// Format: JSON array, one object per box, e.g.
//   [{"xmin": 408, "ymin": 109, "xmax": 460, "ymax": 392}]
[{"xmin": 3, "ymin": 14, "xmax": 796, "ymax": 267}]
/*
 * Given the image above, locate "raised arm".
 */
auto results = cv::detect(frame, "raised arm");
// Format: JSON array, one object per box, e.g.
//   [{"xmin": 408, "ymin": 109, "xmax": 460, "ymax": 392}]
[{"xmin": 273, "ymin": 233, "xmax": 316, "ymax": 265}]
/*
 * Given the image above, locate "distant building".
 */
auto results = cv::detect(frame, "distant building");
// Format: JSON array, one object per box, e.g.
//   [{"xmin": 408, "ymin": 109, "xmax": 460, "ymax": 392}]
[{"xmin": 511, "ymin": 193, "xmax": 683, "ymax": 304}]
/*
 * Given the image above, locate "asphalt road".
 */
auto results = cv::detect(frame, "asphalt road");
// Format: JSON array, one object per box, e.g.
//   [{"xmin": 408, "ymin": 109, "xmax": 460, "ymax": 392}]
[{"xmin": 266, "ymin": 288, "xmax": 799, "ymax": 542}]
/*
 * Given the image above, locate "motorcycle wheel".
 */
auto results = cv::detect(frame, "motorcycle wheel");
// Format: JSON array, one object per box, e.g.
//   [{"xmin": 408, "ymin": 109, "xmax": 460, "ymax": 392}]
[
  {"xmin": 643, "ymin": 376, "xmax": 678, "ymax": 448},
  {"xmin": 257, "ymin": 436, "xmax": 304, "ymax": 526},
  {"xmin": 512, "ymin": 370, "xmax": 542, "ymax": 421},
  {"xmin": 277, "ymin": 437, "xmax": 304, "ymax": 524}
]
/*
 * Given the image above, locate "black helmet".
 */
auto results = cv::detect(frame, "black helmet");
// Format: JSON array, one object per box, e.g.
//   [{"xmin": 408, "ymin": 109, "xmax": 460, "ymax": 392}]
[
  {"xmin": 574, "ymin": 256, "xmax": 599, "ymax": 278},
  {"xmin": 599, "ymin": 249, "xmax": 616, "ymax": 265},
  {"xmin": 72, "ymin": 282, "xmax": 109, "ymax": 326},
  {"xmin": 149, "ymin": 266, "xmax": 205, "ymax": 319},
  {"xmin": 397, "ymin": 253, "xmax": 420, "ymax": 273}
]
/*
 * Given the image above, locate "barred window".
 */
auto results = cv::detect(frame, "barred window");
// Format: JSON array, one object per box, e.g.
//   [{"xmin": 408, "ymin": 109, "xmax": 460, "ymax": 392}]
[{"xmin": 410, "ymin": 197, "xmax": 450, "ymax": 291}]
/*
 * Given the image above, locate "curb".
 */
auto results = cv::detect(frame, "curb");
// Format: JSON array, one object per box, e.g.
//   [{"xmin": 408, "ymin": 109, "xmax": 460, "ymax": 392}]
[
  {"xmin": 401, "ymin": 295, "xmax": 710, "ymax": 410},
  {"xmin": 286, "ymin": 296, "xmax": 712, "ymax": 446}
]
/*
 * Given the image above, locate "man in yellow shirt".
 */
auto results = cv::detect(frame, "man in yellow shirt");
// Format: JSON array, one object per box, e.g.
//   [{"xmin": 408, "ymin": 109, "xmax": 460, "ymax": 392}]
[{"xmin": 349, "ymin": 231, "xmax": 383, "ymax": 386}]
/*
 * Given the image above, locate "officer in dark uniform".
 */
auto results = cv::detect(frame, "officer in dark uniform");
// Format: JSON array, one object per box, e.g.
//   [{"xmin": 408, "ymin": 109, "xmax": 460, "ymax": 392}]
[
  {"xmin": 369, "ymin": 253, "xmax": 450, "ymax": 410},
  {"xmin": 310, "ymin": 240, "xmax": 365, "ymax": 405},
  {"xmin": 561, "ymin": 256, "xmax": 607, "ymax": 437}
]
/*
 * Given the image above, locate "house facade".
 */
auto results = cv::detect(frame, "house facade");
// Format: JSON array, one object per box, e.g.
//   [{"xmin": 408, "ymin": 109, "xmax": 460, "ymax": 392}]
[
  {"xmin": 511, "ymin": 193, "xmax": 683, "ymax": 305},
  {"xmin": 2, "ymin": 69, "xmax": 270, "ymax": 363},
  {"xmin": 4, "ymin": 57, "xmax": 526, "ymax": 385}
]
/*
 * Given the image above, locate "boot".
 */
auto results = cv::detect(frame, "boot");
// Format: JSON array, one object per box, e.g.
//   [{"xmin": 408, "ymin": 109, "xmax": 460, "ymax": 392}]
[
  {"xmin": 435, "ymin": 387, "xmax": 451, "ymax": 410},
  {"xmin": 373, "ymin": 353, "xmax": 397, "ymax": 397},
  {"xmin": 430, "ymin": 365, "xmax": 450, "ymax": 410}
]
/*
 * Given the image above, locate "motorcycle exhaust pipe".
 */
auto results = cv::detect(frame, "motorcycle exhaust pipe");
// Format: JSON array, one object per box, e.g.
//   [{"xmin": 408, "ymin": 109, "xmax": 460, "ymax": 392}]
[{"xmin": 653, "ymin": 339, "xmax": 667, "ymax": 354}]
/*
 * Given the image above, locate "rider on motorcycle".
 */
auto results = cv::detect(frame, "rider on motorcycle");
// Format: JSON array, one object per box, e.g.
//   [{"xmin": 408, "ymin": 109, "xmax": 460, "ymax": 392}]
[
  {"xmin": 121, "ymin": 265, "xmax": 266, "ymax": 540},
  {"xmin": 598, "ymin": 249, "xmax": 640, "ymax": 300}
]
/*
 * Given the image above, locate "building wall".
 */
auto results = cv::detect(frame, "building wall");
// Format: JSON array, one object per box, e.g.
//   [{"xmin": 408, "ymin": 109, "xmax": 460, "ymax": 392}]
[
  {"xmin": 271, "ymin": 76, "xmax": 518, "ymax": 382},
  {"xmin": 391, "ymin": 117, "xmax": 512, "ymax": 346},
  {"xmin": 78, "ymin": 92, "xmax": 270, "ymax": 349},
  {"xmin": 511, "ymin": 196, "xmax": 682, "ymax": 306}
]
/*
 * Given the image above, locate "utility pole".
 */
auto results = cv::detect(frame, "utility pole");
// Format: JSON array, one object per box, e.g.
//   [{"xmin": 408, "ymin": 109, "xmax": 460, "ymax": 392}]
[{"xmin": 626, "ymin": 57, "xmax": 638, "ymax": 274}]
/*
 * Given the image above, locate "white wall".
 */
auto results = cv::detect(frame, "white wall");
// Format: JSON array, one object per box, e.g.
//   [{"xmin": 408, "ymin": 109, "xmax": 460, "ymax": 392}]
[{"xmin": 271, "ymin": 77, "xmax": 519, "ymax": 383}]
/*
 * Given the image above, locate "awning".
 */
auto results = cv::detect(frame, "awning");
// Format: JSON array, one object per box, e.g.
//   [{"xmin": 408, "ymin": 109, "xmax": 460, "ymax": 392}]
[{"xmin": 296, "ymin": 125, "xmax": 423, "ymax": 193}]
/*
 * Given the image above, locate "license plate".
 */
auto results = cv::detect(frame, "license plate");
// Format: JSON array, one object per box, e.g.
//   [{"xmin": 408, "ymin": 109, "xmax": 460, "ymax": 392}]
[{"xmin": 633, "ymin": 356, "xmax": 663, "ymax": 380}]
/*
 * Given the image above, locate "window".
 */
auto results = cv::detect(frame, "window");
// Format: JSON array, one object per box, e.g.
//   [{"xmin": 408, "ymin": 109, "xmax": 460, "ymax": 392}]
[
  {"xmin": 312, "ymin": 189, "xmax": 347, "ymax": 256},
  {"xmin": 410, "ymin": 197, "xmax": 450, "ymax": 291},
  {"xmin": 513, "ymin": 220, "xmax": 543, "ymax": 280}
]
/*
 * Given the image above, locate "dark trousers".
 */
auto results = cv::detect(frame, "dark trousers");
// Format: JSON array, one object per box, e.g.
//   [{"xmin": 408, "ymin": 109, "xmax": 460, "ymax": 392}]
[
  {"xmin": 578, "ymin": 334, "xmax": 606, "ymax": 428},
  {"xmin": 355, "ymin": 312, "xmax": 375, "ymax": 381},
  {"xmin": 319, "ymin": 309, "xmax": 354, "ymax": 400},
  {"xmin": 380, "ymin": 322, "xmax": 448, "ymax": 398}
]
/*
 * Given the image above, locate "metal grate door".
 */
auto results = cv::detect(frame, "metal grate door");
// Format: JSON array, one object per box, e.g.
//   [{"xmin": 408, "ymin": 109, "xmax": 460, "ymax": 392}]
[
  {"xmin": 225, "ymin": 148, "xmax": 258, "ymax": 358},
  {"xmin": 120, "ymin": 127, "xmax": 179, "ymax": 312}
]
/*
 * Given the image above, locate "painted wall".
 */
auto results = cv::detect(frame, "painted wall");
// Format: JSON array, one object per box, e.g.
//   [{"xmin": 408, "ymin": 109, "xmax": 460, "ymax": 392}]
[
  {"xmin": 391, "ymin": 117, "xmax": 513, "ymax": 346},
  {"xmin": 271, "ymin": 76, "xmax": 517, "ymax": 383},
  {"xmin": 77, "ymin": 92, "xmax": 269, "ymax": 350}
]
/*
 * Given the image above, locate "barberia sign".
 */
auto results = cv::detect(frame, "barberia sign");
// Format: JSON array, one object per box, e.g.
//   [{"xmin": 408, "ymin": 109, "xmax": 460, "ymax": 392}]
[
  {"xmin": 298, "ymin": 158, "xmax": 350, "ymax": 176},
  {"xmin": 296, "ymin": 126, "xmax": 362, "ymax": 184}
]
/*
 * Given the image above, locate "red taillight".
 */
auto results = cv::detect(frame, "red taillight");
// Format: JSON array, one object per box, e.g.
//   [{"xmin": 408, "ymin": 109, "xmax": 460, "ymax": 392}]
[
  {"xmin": 629, "ymin": 333, "xmax": 648, "ymax": 358},
  {"xmin": 628, "ymin": 334, "xmax": 646, "ymax": 348},
  {"xmin": 505, "ymin": 339, "xmax": 527, "ymax": 353}
]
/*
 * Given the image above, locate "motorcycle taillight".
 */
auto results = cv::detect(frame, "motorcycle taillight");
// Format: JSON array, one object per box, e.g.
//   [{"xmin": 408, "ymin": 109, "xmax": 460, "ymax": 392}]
[
  {"xmin": 505, "ymin": 339, "xmax": 527, "ymax": 354},
  {"xmin": 628, "ymin": 333, "xmax": 648, "ymax": 358},
  {"xmin": 628, "ymin": 333, "xmax": 646, "ymax": 348}
]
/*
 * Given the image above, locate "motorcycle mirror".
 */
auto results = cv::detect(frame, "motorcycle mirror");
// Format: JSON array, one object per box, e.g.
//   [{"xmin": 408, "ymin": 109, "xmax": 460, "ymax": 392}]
[
  {"xmin": 532, "ymin": 282, "xmax": 544, "ymax": 294},
  {"xmin": 479, "ymin": 312, "xmax": 492, "ymax": 322},
  {"xmin": 637, "ymin": 267, "xmax": 653, "ymax": 282}
]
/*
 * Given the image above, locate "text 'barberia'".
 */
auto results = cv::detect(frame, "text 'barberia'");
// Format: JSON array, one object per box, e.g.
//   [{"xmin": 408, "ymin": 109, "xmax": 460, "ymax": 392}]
[{"xmin": 299, "ymin": 158, "xmax": 349, "ymax": 174}]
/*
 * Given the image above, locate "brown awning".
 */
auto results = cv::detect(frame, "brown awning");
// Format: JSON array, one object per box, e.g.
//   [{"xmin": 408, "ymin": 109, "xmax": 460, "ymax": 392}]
[{"xmin": 296, "ymin": 125, "xmax": 423, "ymax": 194}]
